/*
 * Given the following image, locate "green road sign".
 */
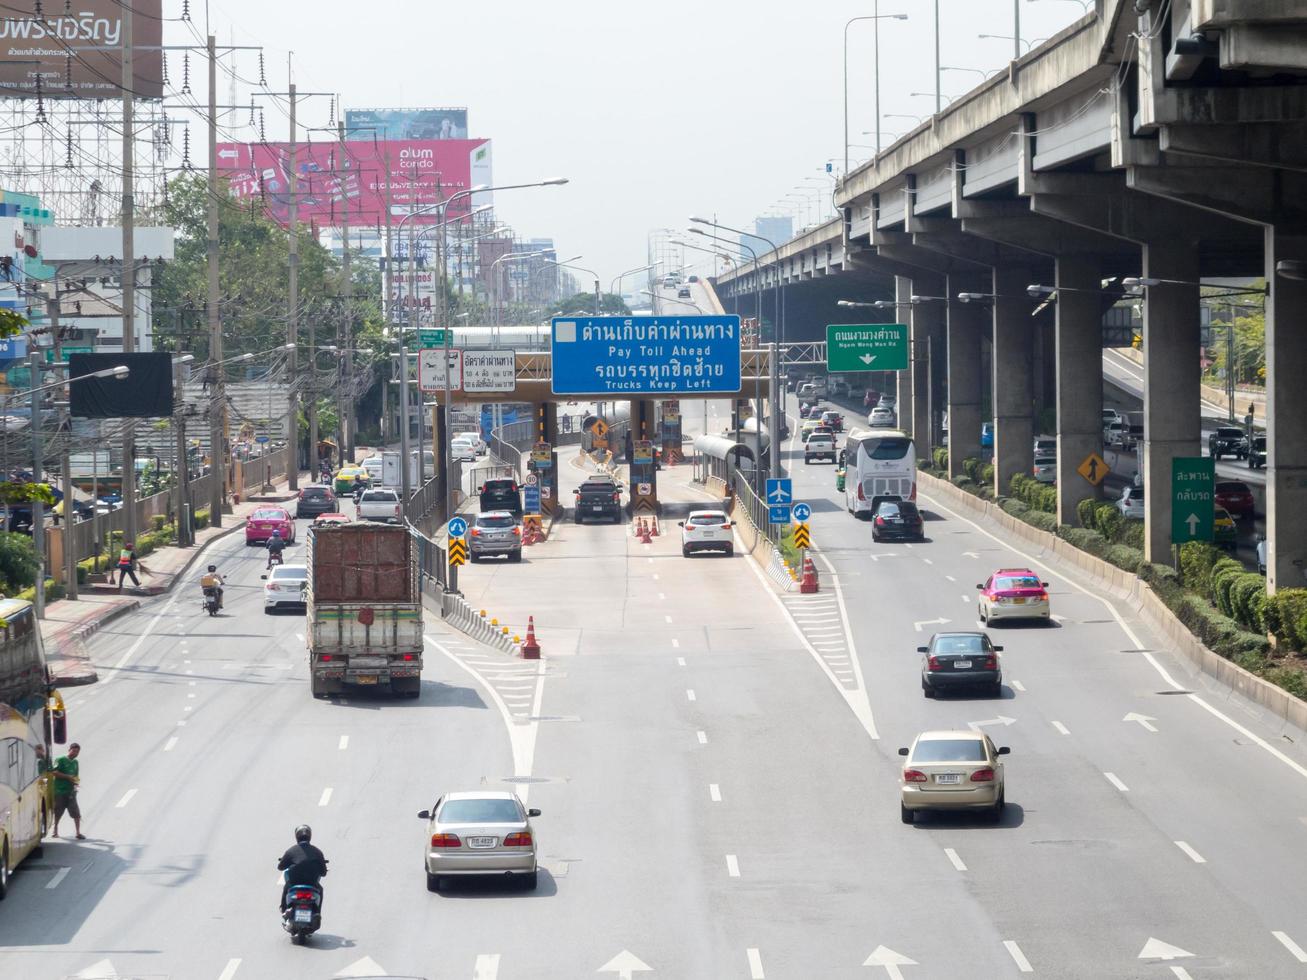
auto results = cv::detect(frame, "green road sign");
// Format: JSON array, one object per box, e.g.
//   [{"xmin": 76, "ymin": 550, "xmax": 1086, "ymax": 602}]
[
  {"xmin": 825, "ymin": 323, "xmax": 909, "ymax": 372},
  {"xmin": 418, "ymin": 328, "xmax": 448, "ymax": 347},
  {"xmin": 1171, "ymin": 456, "xmax": 1215, "ymax": 543}
]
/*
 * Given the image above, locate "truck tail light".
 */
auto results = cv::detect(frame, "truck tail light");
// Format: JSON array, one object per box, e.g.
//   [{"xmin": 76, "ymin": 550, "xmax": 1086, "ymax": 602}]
[
  {"xmin": 319, "ymin": 654, "xmax": 332, "ymax": 662},
  {"xmin": 402, "ymin": 653, "xmax": 417, "ymax": 661},
  {"xmin": 430, "ymin": 834, "xmax": 461, "ymax": 848}
]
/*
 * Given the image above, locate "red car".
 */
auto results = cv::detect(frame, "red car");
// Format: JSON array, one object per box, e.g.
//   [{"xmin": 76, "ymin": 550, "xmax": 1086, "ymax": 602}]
[
  {"xmin": 246, "ymin": 505, "xmax": 296, "ymax": 545},
  {"xmin": 1215, "ymin": 480, "xmax": 1255, "ymax": 518},
  {"xmin": 821, "ymin": 410, "xmax": 844, "ymax": 433}
]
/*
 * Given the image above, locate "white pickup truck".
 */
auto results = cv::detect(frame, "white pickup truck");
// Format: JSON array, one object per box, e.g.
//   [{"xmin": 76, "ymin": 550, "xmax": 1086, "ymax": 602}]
[{"xmin": 356, "ymin": 487, "xmax": 402, "ymax": 523}]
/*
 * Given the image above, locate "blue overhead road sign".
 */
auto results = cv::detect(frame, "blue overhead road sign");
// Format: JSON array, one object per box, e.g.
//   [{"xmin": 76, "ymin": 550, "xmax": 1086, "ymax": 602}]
[
  {"xmin": 792, "ymin": 502, "xmax": 812, "ymax": 522},
  {"xmin": 447, "ymin": 516, "xmax": 468, "ymax": 537},
  {"xmin": 766, "ymin": 479, "xmax": 793, "ymax": 505},
  {"xmin": 550, "ymin": 315, "xmax": 742, "ymax": 395},
  {"xmin": 770, "ymin": 505, "xmax": 792, "ymax": 525}
]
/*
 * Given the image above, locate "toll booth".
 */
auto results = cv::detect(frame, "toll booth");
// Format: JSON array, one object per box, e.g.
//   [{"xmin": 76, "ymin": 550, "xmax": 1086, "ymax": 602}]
[{"xmin": 525, "ymin": 402, "xmax": 561, "ymax": 516}]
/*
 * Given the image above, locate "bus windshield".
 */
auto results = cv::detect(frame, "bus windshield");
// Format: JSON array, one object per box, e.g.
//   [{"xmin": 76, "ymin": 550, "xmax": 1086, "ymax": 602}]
[{"xmin": 865, "ymin": 437, "xmax": 912, "ymax": 460}]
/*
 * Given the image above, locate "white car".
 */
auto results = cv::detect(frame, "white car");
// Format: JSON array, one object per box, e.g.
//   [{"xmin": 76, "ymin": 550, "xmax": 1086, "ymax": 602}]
[
  {"xmin": 263, "ymin": 563, "xmax": 308, "ymax": 613},
  {"xmin": 360, "ymin": 455, "xmax": 383, "ymax": 484},
  {"xmin": 899, "ymin": 730, "xmax": 1009, "ymax": 824},
  {"xmin": 679, "ymin": 509, "xmax": 735, "ymax": 557},
  {"xmin": 451, "ymin": 437, "xmax": 478, "ymax": 463},
  {"xmin": 869, "ymin": 406, "xmax": 896, "ymax": 427},
  {"xmin": 805, "ymin": 433, "xmax": 837, "ymax": 464},
  {"xmin": 1117, "ymin": 484, "xmax": 1144, "ymax": 520},
  {"xmin": 455, "ymin": 431, "xmax": 487, "ymax": 456}
]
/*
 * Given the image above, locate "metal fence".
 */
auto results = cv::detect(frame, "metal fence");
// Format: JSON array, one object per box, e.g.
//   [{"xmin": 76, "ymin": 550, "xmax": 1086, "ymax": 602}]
[{"xmin": 733, "ymin": 470, "xmax": 783, "ymax": 547}]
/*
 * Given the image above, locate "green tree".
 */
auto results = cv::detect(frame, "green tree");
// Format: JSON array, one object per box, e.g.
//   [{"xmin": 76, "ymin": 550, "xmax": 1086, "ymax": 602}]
[
  {"xmin": 554, "ymin": 292, "xmax": 630, "ymax": 316},
  {"xmin": 0, "ymin": 532, "xmax": 39, "ymax": 594}
]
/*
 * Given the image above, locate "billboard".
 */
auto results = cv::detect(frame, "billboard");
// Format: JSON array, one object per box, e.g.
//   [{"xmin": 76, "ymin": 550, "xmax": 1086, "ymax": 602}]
[
  {"xmin": 345, "ymin": 108, "xmax": 469, "ymax": 141},
  {"xmin": 69, "ymin": 353, "xmax": 173, "ymax": 419},
  {"xmin": 0, "ymin": 1, "xmax": 163, "ymax": 100},
  {"xmin": 216, "ymin": 139, "xmax": 490, "ymax": 228}
]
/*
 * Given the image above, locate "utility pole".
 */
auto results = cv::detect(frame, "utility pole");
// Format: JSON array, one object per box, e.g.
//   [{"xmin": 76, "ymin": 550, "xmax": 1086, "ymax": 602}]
[
  {"xmin": 287, "ymin": 81, "xmax": 299, "ymax": 490},
  {"xmin": 29, "ymin": 350, "xmax": 45, "ymax": 617},
  {"xmin": 382, "ymin": 143, "xmax": 394, "ymax": 445},
  {"xmin": 338, "ymin": 119, "xmax": 354, "ymax": 462},
  {"xmin": 174, "ymin": 356, "xmax": 190, "ymax": 547},
  {"xmin": 50, "ymin": 297, "xmax": 76, "ymax": 600},
  {"xmin": 120, "ymin": 1, "xmax": 137, "ymax": 543},
  {"xmin": 207, "ymin": 34, "xmax": 225, "ymax": 527}
]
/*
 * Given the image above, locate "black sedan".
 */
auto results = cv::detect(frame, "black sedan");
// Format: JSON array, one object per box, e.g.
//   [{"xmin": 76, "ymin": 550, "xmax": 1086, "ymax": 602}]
[
  {"xmin": 872, "ymin": 500, "xmax": 924, "ymax": 542},
  {"xmin": 920, "ymin": 632, "xmax": 1003, "ymax": 698}
]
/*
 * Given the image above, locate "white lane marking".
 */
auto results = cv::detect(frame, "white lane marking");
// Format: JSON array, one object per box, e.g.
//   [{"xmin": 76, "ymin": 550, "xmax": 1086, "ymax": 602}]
[
  {"xmin": 944, "ymin": 847, "xmax": 967, "ymax": 872},
  {"xmin": 922, "ymin": 558, "xmax": 933, "ymax": 565},
  {"xmin": 1052, "ymin": 721, "xmax": 1070, "ymax": 735},
  {"xmin": 686, "ymin": 689, "xmax": 696, "ymax": 702},
  {"xmin": 709, "ymin": 783, "xmax": 722, "ymax": 802},
  {"xmin": 671, "ymin": 638, "xmax": 680, "ymax": 648},
  {"xmin": 653, "ymin": 573, "xmax": 660, "ymax": 580},
  {"xmin": 184, "ymin": 706, "xmax": 193, "ymax": 712},
  {"xmin": 338, "ymin": 735, "xmax": 349, "ymax": 750},
  {"xmin": 1003, "ymin": 940, "xmax": 1034, "ymax": 973},
  {"xmin": 318, "ymin": 787, "xmax": 333, "ymax": 807},
  {"xmin": 115, "ymin": 788, "xmax": 137, "ymax": 808},
  {"xmin": 658, "ymin": 592, "xmax": 666, "ymax": 600},
  {"xmin": 746, "ymin": 947, "xmax": 765, "ymax": 979},
  {"xmin": 295, "ymin": 633, "xmax": 305, "ymax": 642},
  {"xmin": 960, "ymin": 594, "xmax": 971, "ymax": 603},
  {"xmin": 648, "ymin": 557, "xmax": 653, "ymax": 564},
  {"xmin": 473, "ymin": 953, "xmax": 500, "ymax": 980},
  {"xmin": 187, "ymin": 693, "xmax": 196, "ymax": 699},
  {"xmin": 188, "ymin": 681, "xmax": 196, "ymax": 686},
  {"xmin": 697, "ymin": 731, "xmax": 708, "ymax": 744},
  {"xmin": 163, "ymin": 737, "xmax": 178, "ymax": 752},
  {"xmin": 1011, "ymin": 680, "xmax": 1026, "ymax": 692},
  {"xmin": 676, "ymin": 657, "xmax": 686, "ymax": 667},
  {"xmin": 1104, "ymin": 772, "xmax": 1130, "ymax": 792},
  {"xmin": 945, "ymin": 574, "xmax": 956, "ymax": 582},
  {"xmin": 1174, "ymin": 841, "xmax": 1206, "ymax": 864},
  {"xmin": 217, "ymin": 959, "xmax": 242, "ymax": 980},
  {"xmin": 1272, "ymin": 931, "xmax": 1307, "ymax": 963},
  {"xmin": 1170, "ymin": 968, "xmax": 1195, "ymax": 980},
  {"xmin": 46, "ymin": 867, "xmax": 70, "ymax": 889},
  {"xmin": 99, "ymin": 587, "xmax": 185, "ymax": 685},
  {"xmin": 176, "ymin": 721, "xmax": 186, "ymax": 727},
  {"xmin": 664, "ymin": 614, "xmax": 673, "ymax": 624},
  {"xmin": 726, "ymin": 854, "xmax": 740, "ymax": 878},
  {"xmin": 923, "ymin": 491, "xmax": 1307, "ymax": 784}
]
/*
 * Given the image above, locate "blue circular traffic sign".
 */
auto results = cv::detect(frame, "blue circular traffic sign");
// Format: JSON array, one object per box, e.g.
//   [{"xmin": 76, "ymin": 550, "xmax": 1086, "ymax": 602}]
[
  {"xmin": 792, "ymin": 502, "xmax": 812, "ymax": 522},
  {"xmin": 447, "ymin": 516, "xmax": 469, "ymax": 537}
]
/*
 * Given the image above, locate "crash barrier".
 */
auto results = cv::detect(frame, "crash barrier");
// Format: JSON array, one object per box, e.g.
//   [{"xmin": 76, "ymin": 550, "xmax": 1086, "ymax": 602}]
[{"xmin": 439, "ymin": 590, "xmax": 520, "ymax": 655}]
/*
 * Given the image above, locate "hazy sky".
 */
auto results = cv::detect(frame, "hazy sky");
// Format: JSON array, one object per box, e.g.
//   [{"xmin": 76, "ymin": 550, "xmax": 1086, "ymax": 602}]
[{"xmin": 177, "ymin": 0, "xmax": 1086, "ymax": 285}]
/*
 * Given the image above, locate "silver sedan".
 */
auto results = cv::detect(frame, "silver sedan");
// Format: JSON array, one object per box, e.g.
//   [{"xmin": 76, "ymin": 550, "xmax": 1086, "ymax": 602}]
[{"xmin": 419, "ymin": 791, "xmax": 541, "ymax": 891}]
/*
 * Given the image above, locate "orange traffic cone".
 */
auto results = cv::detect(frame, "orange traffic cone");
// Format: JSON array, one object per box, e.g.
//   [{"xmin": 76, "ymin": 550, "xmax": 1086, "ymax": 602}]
[
  {"xmin": 521, "ymin": 616, "xmax": 542, "ymax": 659},
  {"xmin": 800, "ymin": 556, "xmax": 820, "ymax": 594}
]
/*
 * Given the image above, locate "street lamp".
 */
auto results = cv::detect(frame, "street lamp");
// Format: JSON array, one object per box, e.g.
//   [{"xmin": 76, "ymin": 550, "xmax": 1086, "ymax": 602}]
[
  {"xmin": 978, "ymin": 33, "xmax": 1045, "ymax": 52},
  {"xmin": 547, "ymin": 258, "xmax": 601, "ymax": 315},
  {"xmin": 843, "ymin": 9, "xmax": 909, "ymax": 172},
  {"xmin": 610, "ymin": 262, "xmax": 659, "ymax": 302}
]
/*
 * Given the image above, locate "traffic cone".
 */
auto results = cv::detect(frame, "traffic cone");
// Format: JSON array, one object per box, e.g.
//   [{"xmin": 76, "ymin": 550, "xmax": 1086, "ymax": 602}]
[
  {"xmin": 650, "ymin": 517, "xmax": 660, "ymax": 537},
  {"xmin": 521, "ymin": 616, "xmax": 542, "ymax": 659},
  {"xmin": 640, "ymin": 519, "xmax": 653, "ymax": 544},
  {"xmin": 800, "ymin": 556, "xmax": 820, "ymax": 594}
]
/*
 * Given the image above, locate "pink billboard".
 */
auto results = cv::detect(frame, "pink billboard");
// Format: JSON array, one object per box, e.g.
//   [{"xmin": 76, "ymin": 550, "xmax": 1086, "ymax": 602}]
[{"xmin": 215, "ymin": 139, "xmax": 490, "ymax": 228}]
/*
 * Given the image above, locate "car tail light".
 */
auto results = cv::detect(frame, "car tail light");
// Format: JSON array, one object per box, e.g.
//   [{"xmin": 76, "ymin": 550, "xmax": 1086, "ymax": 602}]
[
  {"xmin": 1035, "ymin": 590, "xmax": 1048, "ymax": 600},
  {"xmin": 720, "ymin": 523, "xmax": 731, "ymax": 529},
  {"xmin": 903, "ymin": 769, "xmax": 928, "ymax": 783},
  {"xmin": 875, "ymin": 516, "xmax": 884, "ymax": 526},
  {"xmin": 970, "ymin": 768, "xmax": 995, "ymax": 782},
  {"xmin": 612, "ymin": 493, "xmax": 621, "ymax": 502},
  {"xmin": 910, "ymin": 484, "xmax": 918, "ymax": 501},
  {"xmin": 430, "ymin": 834, "xmax": 461, "ymax": 848},
  {"xmin": 502, "ymin": 832, "xmax": 533, "ymax": 847},
  {"xmin": 393, "ymin": 505, "xmax": 401, "ymax": 517},
  {"xmin": 513, "ymin": 526, "xmax": 522, "ymax": 537},
  {"xmin": 927, "ymin": 656, "xmax": 941, "ymax": 671},
  {"xmin": 984, "ymin": 655, "xmax": 997, "ymax": 670},
  {"xmin": 471, "ymin": 528, "xmax": 482, "ymax": 537},
  {"xmin": 267, "ymin": 584, "xmax": 280, "ymax": 592}
]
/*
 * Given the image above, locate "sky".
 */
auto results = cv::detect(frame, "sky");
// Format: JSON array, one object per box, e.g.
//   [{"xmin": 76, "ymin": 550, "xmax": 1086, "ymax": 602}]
[{"xmin": 175, "ymin": 0, "xmax": 1088, "ymax": 287}]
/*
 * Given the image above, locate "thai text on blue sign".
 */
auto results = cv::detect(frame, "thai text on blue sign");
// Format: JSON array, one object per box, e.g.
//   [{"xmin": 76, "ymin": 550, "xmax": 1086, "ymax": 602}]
[
  {"xmin": 523, "ymin": 486, "xmax": 541, "ymax": 514},
  {"xmin": 550, "ymin": 315, "xmax": 742, "ymax": 395}
]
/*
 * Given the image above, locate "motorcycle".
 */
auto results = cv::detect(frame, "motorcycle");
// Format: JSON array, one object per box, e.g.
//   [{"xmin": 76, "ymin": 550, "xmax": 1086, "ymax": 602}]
[
  {"xmin": 266, "ymin": 548, "xmax": 284, "ymax": 570},
  {"xmin": 202, "ymin": 586, "xmax": 220, "ymax": 617},
  {"xmin": 281, "ymin": 880, "xmax": 323, "ymax": 945}
]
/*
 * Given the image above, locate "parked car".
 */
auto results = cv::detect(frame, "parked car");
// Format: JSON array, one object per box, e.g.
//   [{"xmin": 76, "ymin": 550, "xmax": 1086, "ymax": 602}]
[
  {"xmin": 898, "ymin": 730, "xmax": 1009, "ymax": 824},
  {"xmin": 869, "ymin": 406, "xmax": 896, "ymax": 427},
  {"xmin": 418, "ymin": 791, "xmax": 541, "ymax": 891},
  {"xmin": 357, "ymin": 487, "xmax": 402, "ymax": 523},
  {"xmin": 1215, "ymin": 480, "xmax": 1255, "ymax": 518},
  {"xmin": 805, "ymin": 432, "xmax": 837, "ymax": 464},
  {"xmin": 977, "ymin": 568, "xmax": 1050, "ymax": 625},
  {"xmin": 1032, "ymin": 456, "xmax": 1057, "ymax": 484},
  {"xmin": 820, "ymin": 410, "xmax": 844, "ymax": 433},
  {"xmin": 919, "ymin": 632, "xmax": 1003, "ymax": 699},
  {"xmin": 679, "ymin": 509, "xmax": 735, "ymax": 557},
  {"xmin": 262, "ymin": 564, "xmax": 308, "ymax": 613},
  {"xmin": 1214, "ymin": 507, "xmax": 1238, "ymax": 550},
  {"xmin": 479, "ymin": 478, "xmax": 522, "ymax": 517},
  {"xmin": 295, "ymin": 485, "xmax": 338, "ymax": 519},
  {"xmin": 1209, "ymin": 426, "xmax": 1249, "ymax": 460},
  {"xmin": 980, "ymin": 422, "xmax": 995, "ymax": 448},
  {"xmin": 246, "ymin": 505, "xmax": 295, "ymax": 545},
  {"xmin": 469, "ymin": 511, "xmax": 523, "ymax": 562},
  {"xmin": 1248, "ymin": 435, "xmax": 1267, "ymax": 469},
  {"xmin": 872, "ymin": 499, "xmax": 924, "ymax": 542},
  {"xmin": 1117, "ymin": 484, "xmax": 1145, "ymax": 520}
]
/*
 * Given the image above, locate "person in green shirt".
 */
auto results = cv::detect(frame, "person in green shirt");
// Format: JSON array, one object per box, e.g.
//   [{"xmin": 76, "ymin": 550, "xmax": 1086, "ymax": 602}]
[{"xmin": 52, "ymin": 743, "xmax": 84, "ymax": 840}]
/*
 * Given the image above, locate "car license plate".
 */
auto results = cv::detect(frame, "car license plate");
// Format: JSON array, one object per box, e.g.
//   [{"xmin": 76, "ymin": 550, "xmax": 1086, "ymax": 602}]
[
  {"xmin": 354, "ymin": 675, "xmax": 378, "ymax": 685},
  {"xmin": 1012, "ymin": 597, "xmax": 1026, "ymax": 604},
  {"xmin": 294, "ymin": 908, "xmax": 312, "ymax": 922},
  {"xmin": 468, "ymin": 836, "xmax": 497, "ymax": 849},
  {"xmin": 954, "ymin": 660, "xmax": 972, "ymax": 669},
  {"xmin": 935, "ymin": 773, "xmax": 962, "ymax": 784},
  {"xmin": 592, "ymin": 505, "xmax": 604, "ymax": 511}
]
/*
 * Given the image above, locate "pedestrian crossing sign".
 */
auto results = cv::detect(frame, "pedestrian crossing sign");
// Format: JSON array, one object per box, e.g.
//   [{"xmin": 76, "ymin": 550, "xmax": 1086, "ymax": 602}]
[{"xmin": 1077, "ymin": 452, "xmax": 1108, "ymax": 486}]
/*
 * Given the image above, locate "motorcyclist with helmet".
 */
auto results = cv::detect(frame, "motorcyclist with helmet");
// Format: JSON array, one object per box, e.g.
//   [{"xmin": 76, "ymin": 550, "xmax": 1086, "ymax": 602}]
[
  {"xmin": 266, "ymin": 529, "xmax": 286, "ymax": 570},
  {"xmin": 199, "ymin": 564, "xmax": 225, "ymax": 610},
  {"xmin": 277, "ymin": 824, "xmax": 328, "ymax": 912}
]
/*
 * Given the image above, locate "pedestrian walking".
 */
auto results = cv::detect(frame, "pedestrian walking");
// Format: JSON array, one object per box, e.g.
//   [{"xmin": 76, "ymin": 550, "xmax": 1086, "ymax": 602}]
[
  {"xmin": 116, "ymin": 541, "xmax": 141, "ymax": 591},
  {"xmin": 52, "ymin": 743, "xmax": 84, "ymax": 839}
]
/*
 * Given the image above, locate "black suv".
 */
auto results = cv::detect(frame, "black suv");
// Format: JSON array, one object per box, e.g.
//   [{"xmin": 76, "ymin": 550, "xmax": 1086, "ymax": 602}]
[
  {"xmin": 1209, "ymin": 426, "xmax": 1249, "ymax": 460},
  {"xmin": 1248, "ymin": 434, "xmax": 1266, "ymax": 469},
  {"xmin": 479, "ymin": 478, "xmax": 522, "ymax": 517},
  {"xmin": 295, "ymin": 485, "xmax": 338, "ymax": 518}
]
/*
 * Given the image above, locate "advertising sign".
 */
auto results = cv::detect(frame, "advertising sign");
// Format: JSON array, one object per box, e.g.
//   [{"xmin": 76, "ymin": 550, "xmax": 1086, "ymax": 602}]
[
  {"xmin": 215, "ymin": 138, "xmax": 490, "ymax": 228},
  {"xmin": 825, "ymin": 323, "xmax": 909, "ymax": 372},
  {"xmin": 0, "ymin": 2, "xmax": 164, "ymax": 100},
  {"xmin": 418, "ymin": 348, "xmax": 462, "ymax": 392},
  {"xmin": 633, "ymin": 440, "xmax": 654, "ymax": 465},
  {"xmin": 346, "ymin": 108, "xmax": 469, "ymax": 141},
  {"xmin": 550, "ymin": 315, "xmax": 742, "ymax": 395},
  {"xmin": 531, "ymin": 441, "xmax": 553, "ymax": 469},
  {"xmin": 462, "ymin": 350, "xmax": 517, "ymax": 393}
]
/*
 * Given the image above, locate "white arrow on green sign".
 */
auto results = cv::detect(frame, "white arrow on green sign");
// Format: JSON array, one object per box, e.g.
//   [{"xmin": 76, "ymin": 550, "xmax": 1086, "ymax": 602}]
[
  {"xmin": 825, "ymin": 323, "xmax": 909, "ymax": 372},
  {"xmin": 1171, "ymin": 456, "xmax": 1214, "ymax": 543}
]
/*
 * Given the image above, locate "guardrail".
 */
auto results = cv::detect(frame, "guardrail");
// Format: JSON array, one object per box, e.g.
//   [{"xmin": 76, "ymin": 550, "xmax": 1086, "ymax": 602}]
[
  {"xmin": 438, "ymin": 590, "xmax": 519, "ymax": 654},
  {"xmin": 733, "ymin": 471, "xmax": 783, "ymax": 547}
]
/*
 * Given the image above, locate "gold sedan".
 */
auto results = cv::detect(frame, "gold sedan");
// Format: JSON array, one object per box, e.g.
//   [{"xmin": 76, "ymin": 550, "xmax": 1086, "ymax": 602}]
[{"xmin": 898, "ymin": 730, "xmax": 1010, "ymax": 824}]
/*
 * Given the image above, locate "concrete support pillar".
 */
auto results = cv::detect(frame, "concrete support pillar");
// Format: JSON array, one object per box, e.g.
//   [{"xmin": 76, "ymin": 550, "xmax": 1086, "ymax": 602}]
[
  {"xmin": 1141, "ymin": 243, "xmax": 1201, "ymax": 564},
  {"xmin": 946, "ymin": 274, "xmax": 986, "ymax": 479},
  {"xmin": 1054, "ymin": 255, "xmax": 1105, "ymax": 525},
  {"xmin": 1266, "ymin": 230, "xmax": 1307, "ymax": 593},
  {"xmin": 911, "ymin": 296, "xmax": 945, "ymax": 459},
  {"xmin": 991, "ymin": 265, "xmax": 1035, "ymax": 496},
  {"xmin": 894, "ymin": 276, "xmax": 913, "ymax": 432}
]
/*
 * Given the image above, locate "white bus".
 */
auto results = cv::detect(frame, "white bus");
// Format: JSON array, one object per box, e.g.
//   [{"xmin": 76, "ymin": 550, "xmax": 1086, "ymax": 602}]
[{"xmin": 842, "ymin": 427, "xmax": 917, "ymax": 517}]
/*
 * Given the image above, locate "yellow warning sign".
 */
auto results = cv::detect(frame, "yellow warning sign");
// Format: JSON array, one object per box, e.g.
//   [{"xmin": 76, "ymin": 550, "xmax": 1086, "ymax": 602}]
[
  {"xmin": 448, "ymin": 537, "xmax": 468, "ymax": 566},
  {"xmin": 793, "ymin": 522, "xmax": 811, "ymax": 549},
  {"xmin": 591, "ymin": 418, "xmax": 610, "ymax": 437},
  {"xmin": 1076, "ymin": 452, "xmax": 1109, "ymax": 486}
]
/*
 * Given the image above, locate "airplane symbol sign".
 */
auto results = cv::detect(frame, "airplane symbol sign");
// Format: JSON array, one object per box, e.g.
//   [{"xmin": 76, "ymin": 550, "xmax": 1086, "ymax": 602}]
[{"xmin": 766, "ymin": 479, "xmax": 793, "ymax": 505}]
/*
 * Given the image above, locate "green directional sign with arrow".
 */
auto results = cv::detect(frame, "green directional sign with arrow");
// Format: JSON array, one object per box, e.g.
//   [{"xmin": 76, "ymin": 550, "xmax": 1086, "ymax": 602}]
[
  {"xmin": 1171, "ymin": 456, "xmax": 1215, "ymax": 544},
  {"xmin": 826, "ymin": 323, "xmax": 909, "ymax": 372}
]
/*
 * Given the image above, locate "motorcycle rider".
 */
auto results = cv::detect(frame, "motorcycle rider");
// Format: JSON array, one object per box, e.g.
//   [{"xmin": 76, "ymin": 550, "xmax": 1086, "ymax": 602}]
[
  {"xmin": 199, "ymin": 564, "xmax": 225, "ymax": 610},
  {"xmin": 278, "ymin": 824, "xmax": 328, "ymax": 912},
  {"xmin": 266, "ymin": 529, "xmax": 286, "ymax": 570}
]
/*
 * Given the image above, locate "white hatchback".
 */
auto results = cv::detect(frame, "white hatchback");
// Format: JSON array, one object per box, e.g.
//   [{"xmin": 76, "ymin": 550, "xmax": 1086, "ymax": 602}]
[
  {"xmin": 869, "ymin": 406, "xmax": 896, "ymax": 427},
  {"xmin": 680, "ymin": 509, "xmax": 735, "ymax": 557}
]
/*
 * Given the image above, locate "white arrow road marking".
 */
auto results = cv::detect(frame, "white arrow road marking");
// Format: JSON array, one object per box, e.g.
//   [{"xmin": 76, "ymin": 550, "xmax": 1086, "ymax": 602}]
[
  {"xmin": 1104, "ymin": 772, "xmax": 1129, "ymax": 792},
  {"xmin": 962, "ymin": 551, "xmax": 980, "ymax": 558},
  {"xmin": 1273, "ymin": 931, "xmax": 1307, "ymax": 963},
  {"xmin": 473, "ymin": 953, "xmax": 501, "ymax": 979},
  {"xmin": 967, "ymin": 715, "xmax": 1016, "ymax": 731},
  {"xmin": 1052, "ymin": 721, "xmax": 1070, "ymax": 735},
  {"xmin": 943, "ymin": 848, "xmax": 967, "ymax": 872},
  {"xmin": 709, "ymin": 784, "xmax": 721, "ymax": 802},
  {"xmin": 726, "ymin": 854, "xmax": 741, "ymax": 877},
  {"xmin": 338, "ymin": 735, "xmax": 349, "ymax": 750},
  {"xmin": 217, "ymin": 959, "xmax": 242, "ymax": 980},
  {"xmin": 114, "ymin": 789, "xmax": 136, "ymax": 808},
  {"xmin": 1124, "ymin": 712, "xmax": 1159, "ymax": 732},
  {"xmin": 597, "ymin": 949, "xmax": 653, "ymax": 978},
  {"xmin": 913, "ymin": 617, "xmax": 950, "ymax": 632},
  {"xmin": 747, "ymin": 947, "xmax": 766, "ymax": 978},
  {"xmin": 686, "ymin": 689, "xmax": 696, "ymax": 702},
  {"xmin": 1138, "ymin": 938, "xmax": 1195, "ymax": 961},
  {"xmin": 335, "ymin": 956, "xmax": 388, "ymax": 977},
  {"xmin": 74, "ymin": 959, "xmax": 118, "ymax": 978},
  {"xmin": 863, "ymin": 945, "xmax": 918, "ymax": 978},
  {"xmin": 696, "ymin": 730, "xmax": 708, "ymax": 744},
  {"xmin": 1003, "ymin": 941, "xmax": 1033, "ymax": 973},
  {"xmin": 1174, "ymin": 841, "xmax": 1206, "ymax": 863}
]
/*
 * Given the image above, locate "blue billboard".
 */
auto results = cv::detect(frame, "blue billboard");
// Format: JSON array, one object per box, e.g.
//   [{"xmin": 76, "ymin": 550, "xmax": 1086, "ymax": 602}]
[
  {"xmin": 550, "ymin": 315, "xmax": 742, "ymax": 395},
  {"xmin": 345, "ymin": 108, "xmax": 468, "ymax": 141}
]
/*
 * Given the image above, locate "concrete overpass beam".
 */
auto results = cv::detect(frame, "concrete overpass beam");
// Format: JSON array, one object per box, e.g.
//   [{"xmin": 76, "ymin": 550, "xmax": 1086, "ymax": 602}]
[
  {"xmin": 1141, "ymin": 244, "xmax": 1202, "ymax": 564},
  {"xmin": 946, "ymin": 274, "xmax": 987, "ymax": 479},
  {"xmin": 1266, "ymin": 230, "xmax": 1307, "ymax": 594},
  {"xmin": 1054, "ymin": 255, "xmax": 1105, "ymax": 525},
  {"xmin": 991, "ymin": 265, "xmax": 1036, "ymax": 497}
]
